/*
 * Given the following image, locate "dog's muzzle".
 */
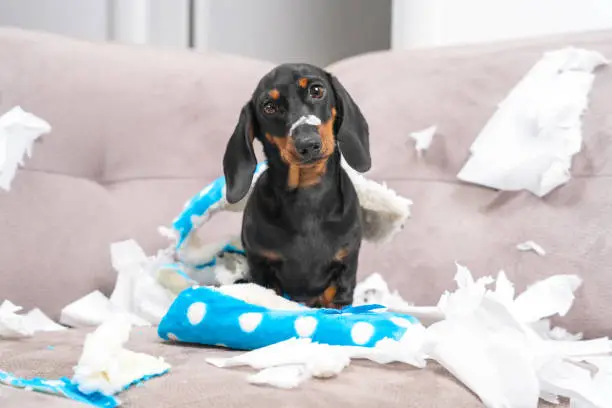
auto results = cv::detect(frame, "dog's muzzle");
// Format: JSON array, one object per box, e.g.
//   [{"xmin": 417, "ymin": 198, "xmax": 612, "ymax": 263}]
[{"xmin": 289, "ymin": 115, "xmax": 323, "ymax": 162}]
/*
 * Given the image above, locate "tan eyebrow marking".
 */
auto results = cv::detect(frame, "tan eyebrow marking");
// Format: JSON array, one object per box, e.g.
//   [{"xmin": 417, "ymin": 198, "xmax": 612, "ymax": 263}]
[
  {"xmin": 298, "ymin": 78, "xmax": 308, "ymax": 88},
  {"xmin": 268, "ymin": 89, "xmax": 280, "ymax": 100}
]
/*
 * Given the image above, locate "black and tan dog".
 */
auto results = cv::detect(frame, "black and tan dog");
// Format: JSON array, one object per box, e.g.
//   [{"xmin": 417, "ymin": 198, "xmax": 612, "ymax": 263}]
[{"xmin": 223, "ymin": 63, "xmax": 370, "ymax": 308}]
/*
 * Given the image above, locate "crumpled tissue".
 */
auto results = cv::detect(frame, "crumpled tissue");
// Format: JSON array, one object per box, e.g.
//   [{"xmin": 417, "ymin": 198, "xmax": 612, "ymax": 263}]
[
  {"xmin": 207, "ymin": 326, "xmax": 428, "ymax": 388},
  {"xmin": 353, "ymin": 273, "xmax": 444, "ymax": 326},
  {"xmin": 209, "ymin": 266, "xmax": 612, "ymax": 408},
  {"xmin": 0, "ymin": 299, "xmax": 66, "ymax": 339},
  {"xmin": 72, "ymin": 314, "xmax": 170, "ymax": 396},
  {"xmin": 353, "ymin": 273, "xmax": 412, "ymax": 310},
  {"xmin": 516, "ymin": 240, "xmax": 546, "ymax": 256},
  {"xmin": 457, "ymin": 47, "xmax": 609, "ymax": 197},
  {"xmin": 0, "ymin": 314, "xmax": 171, "ymax": 408},
  {"xmin": 0, "ymin": 106, "xmax": 51, "ymax": 191},
  {"xmin": 391, "ymin": 266, "xmax": 611, "ymax": 408},
  {"xmin": 60, "ymin": 240, "xmax": 175, "ymax": 328},
  {"xmin": 409, "ymin": 125, "xmax": 437, "ymax": 156}
]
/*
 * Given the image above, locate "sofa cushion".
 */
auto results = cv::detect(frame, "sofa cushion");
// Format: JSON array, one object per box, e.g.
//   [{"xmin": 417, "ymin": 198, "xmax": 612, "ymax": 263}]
[{"xmin": 0, "ymin": 327, "xmax": 565, "ymax": 408}]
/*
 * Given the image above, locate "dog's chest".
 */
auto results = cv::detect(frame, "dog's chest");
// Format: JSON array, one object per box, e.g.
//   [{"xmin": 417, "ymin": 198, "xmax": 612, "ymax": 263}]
[{"xmin": 243, "ymin": 195, "xmax": 358, "ymax": 258}]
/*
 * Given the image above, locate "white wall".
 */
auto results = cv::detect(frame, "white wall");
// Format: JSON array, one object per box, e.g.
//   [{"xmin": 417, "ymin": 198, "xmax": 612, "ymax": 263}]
[
  {"xmin": 0, "ymin": 0, "xmax": 391, "ymax": 66},
  {"xmin": 202, "ymin": 0, "xmax": 391, "ymax": 67},
  {"xmin": 392, "ymin": 0, "xmax": 612, "ymax": 49},
  {"xmin": 0, "ymin": 0, "xmax": 110, "ymax": 41},
  {"xmin": 111, "ymin": 0, "xmax": 190, "ymax": 47}
]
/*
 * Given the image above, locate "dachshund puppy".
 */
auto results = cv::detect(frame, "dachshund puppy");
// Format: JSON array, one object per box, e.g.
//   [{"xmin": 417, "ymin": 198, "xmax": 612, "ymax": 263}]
[{"xmin": 223, "ymin": 63, "xmax": 370, "ymax": 308}]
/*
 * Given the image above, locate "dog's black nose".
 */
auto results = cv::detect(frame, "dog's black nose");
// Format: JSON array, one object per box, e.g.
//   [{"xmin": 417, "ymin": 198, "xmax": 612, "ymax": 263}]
[{"xmin": 294, "ymin": 134, "xmax": 322, "ymax": 158}]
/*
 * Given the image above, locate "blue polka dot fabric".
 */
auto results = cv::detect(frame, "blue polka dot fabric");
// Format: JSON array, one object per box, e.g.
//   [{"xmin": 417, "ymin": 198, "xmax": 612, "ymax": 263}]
[
  {"xmin": 172, "ymin": 162, "xmax": 268, "ymax": 250},
  {"xmin": 158, "ymin": 286, "xmax": 419, "ymax": 350},
  {"xmin": 0, "ymin": 370, "xmax": 167, "ymax": 408}
]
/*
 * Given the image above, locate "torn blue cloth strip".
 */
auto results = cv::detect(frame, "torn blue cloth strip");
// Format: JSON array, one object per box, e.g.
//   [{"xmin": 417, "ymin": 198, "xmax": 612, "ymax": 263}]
[
  {"xmin": 192, "ymin": 244, "xmax": 246, "ymax": 270},
  {"xmin": 0, "ymin": 371, "xmax": 118, "ymax": 408},
  {"xmin": 171, "ymin": 162, "xmax": 268, "ymax": 249},
  {"xmin": 158, "ymin": 286, "xmax": 419, "ymax": 351},
  {"xmin": 0, "ymin": 369, "xmax": 169, "ymax": 408}
]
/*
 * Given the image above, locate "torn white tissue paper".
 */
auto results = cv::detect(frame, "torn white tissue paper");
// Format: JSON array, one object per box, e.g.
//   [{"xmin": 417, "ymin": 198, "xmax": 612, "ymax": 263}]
[
  {"xmin": 516, "ymin": 240, "xmax": 546, "ymax": 256},
  {"xmin": 109, "ymin": 240, "xmax": 174, "ymax": 325},
  {"xmin": 207, "ymin": 326, "xmax": 429, "ymax": 389},
  {"xmin": 409, "ymin": 125, "xmax": 437, "ymax": 156},
  {"xmin": 72, "ymin": 314, "xmax": 170, "ymax": 396},
  {"xmin": 248, "ymin": 365, "xmax": 311, "ymax": 389},
  {"xmin": 353, "ymin": 273, "xmax": 445, "ymax": 326},
  {"xmin": 213, "ymin": 266, "xmax": 612, "ymax": 405},
  {"xmin": 60, "ymin": 291, "xmax": 113, "ymax": 328},
  {"xmin": 207, "ymin": 338, "xmax": 352, "ymax": 386},
  {"xmin": 425, "ymin": 295, "xmax": 541, "ymax": 408},
  {"xmin": 340, "ymin": 155, "xmax": 413, "ymax": 243},
  {"xmin": 423, "ymin": 265, "xmax": 612, "ymax": 408},
  {"xmin": 206, "ymin": 338, "xmax": 324, "ymax": 370},
  {"xmin": 353, "ymin": 273, "xmax": 413, "ymax": 310},
  {"xmin": 215, "ymin": 283, "xmax": 305, "ymax": 311},
  {"xmin": 531, "ymin": 319, "xmax": 583, "ymax": 341},
  {"xmin": 457, "ymin": 47, "xmax": 609, "ymax": 197},
  {"xmin": 21, "ymin": 308, "xmax": 66, "ymax": 332},
  {"xmin": 570, "ymin": 357, "xmax": 612, "ymax": 408},
  {"xmin": 0, "ymin": 106, "xmax": 51, "ymax": 191},
  {"xmin": 349, "ymin": 323, "xmax": 429, "ymax": 368},
  {"xmin": 0, "ymin": 300, "xmax": 33, "ymax": 338},
  {"xmin": 512, "ymin": 274, "xmax": 582, "ymax": 323},
  {"xmin": 0, "ymin": 300, "xmax": 66, "ymax": 339},
  {"xmin": 60, "ymin": 240, "xmax": 175, "ymax": 328},
  {"xmin": 243, "ymin": 341, "xmax": 351, "ymax": 388}
]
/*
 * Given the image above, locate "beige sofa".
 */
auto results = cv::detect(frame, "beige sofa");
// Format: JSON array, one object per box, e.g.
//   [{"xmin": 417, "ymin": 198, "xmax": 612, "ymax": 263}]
[{"xmin": 0, "ymin": 28, "xmax": 611, "ymax": 407}]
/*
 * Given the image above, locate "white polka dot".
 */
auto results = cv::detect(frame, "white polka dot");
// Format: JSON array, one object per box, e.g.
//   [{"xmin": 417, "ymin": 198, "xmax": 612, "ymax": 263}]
[
  {"xmin": 199, "ymin": 185, "xmax": 213, "ymax": 197},
  {"xmin": 187, "ymin": 302, "xmax": 207, "ymax": 325},
  {"xmin": 351, "ymin": 322, "xmax": 374, "ymax": 345},
  {"xmin": 167, "ymin": 333, "xmax": 179, "ymax": 341},
  {"xmin": 391, "ymin": 317, "xmax": 413, "ymax": 328},
  {"xmin": 238, "ymin": 312, "xmax": 262, "ymax": 333},
  {"xmin": 294, "ymin": 316, "xmax": 318, "ymax": 338}
]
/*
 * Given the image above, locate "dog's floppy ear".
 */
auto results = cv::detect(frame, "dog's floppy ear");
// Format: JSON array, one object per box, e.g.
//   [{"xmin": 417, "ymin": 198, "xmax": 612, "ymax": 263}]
[
  {"xmin": 327, "ymin": 73, "xmax": 371, "ymax": 172},
  {"xmin": 223, "ymin": 102, "xmax": 258, "ymax": 204}
]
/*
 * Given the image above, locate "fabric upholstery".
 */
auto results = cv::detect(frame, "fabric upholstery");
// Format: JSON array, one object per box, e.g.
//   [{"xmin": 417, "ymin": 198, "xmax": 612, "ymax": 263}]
[
  {"xmin": 0, "ymin": 327, "xmax": 566, "ymax": 408},
  {"xmin": 0, "ymin": 27, "xmax": 610, "ymax": 407},
  {"xmin": 0, "ymin": 28, "xmax": 270, "ymax": 318},
  {"xmin": 327, "ymin": 31, "xmax": 612, "ymax": 339}
]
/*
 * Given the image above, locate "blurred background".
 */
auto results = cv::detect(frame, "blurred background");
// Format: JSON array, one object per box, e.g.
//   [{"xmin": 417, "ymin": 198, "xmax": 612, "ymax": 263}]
[{"xmin": 0, "ymin": 0, "xmax": 612, "ymax": 67}]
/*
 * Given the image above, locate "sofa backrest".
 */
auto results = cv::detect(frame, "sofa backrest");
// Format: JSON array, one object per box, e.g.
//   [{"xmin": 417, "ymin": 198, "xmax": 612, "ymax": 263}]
[{"xmin": 1, "ymin": 27, "xmax": 611, "ymax": 338}]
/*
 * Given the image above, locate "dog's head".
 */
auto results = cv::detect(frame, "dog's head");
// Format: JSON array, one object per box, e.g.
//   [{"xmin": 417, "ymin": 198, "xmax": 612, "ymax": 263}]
[{"xmin": 223, "ymin": 63, "xmax": 370, "ymax": 203}]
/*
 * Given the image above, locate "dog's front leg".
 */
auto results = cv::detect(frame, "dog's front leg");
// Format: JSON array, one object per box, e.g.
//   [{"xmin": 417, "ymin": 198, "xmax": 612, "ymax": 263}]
[
  {"xmin": 245, "ymin": 253, "xmax": 282, "ymax": 294},
  {"xmin": 329, "ymin": 251, "xmax": 358, "ymax": 308}
]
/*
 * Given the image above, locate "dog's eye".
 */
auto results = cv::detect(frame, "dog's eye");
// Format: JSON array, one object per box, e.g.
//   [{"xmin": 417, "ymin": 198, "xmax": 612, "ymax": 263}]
[
  {"xmin": 309, "ymin": 85, "xmax": 325, "ymax": 99},
  {"xmin": 263, "ymin": 102, "xmax": 278, "ymax": 115}
]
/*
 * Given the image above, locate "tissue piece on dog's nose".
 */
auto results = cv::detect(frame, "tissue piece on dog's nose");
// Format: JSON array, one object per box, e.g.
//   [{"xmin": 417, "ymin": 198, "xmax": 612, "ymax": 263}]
[{"xmin": 0, "ymin": 106, "xmax": 51, "ymax": 191}]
